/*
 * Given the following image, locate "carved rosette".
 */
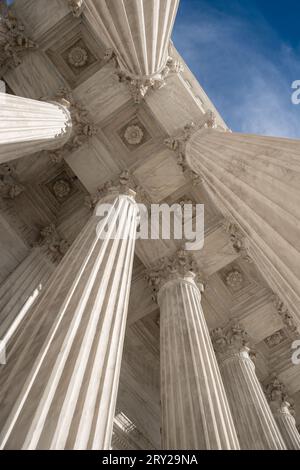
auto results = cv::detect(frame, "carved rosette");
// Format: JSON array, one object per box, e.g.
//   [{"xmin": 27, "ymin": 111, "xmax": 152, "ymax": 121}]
[
  {"xmin": 165, "ymin": 111, "xmax": 217, "ymax": 185},
  {"xmin": 211, "ymin": 322, "xmax": 254, "ymax": 365},
  {"xmin": 36, "ymin": 224, "xmax": 69, "ymax": 264},
  {"xmin": 0, "ymin": 9, "xmax": 38, "ymax": 77},
  {"xmin": 146, "ymin": 249, "xmax": 203, "ymax": 302},
  {"xmin": 47, "ymin": 89, "xmax": 98, "ymax": 164}
]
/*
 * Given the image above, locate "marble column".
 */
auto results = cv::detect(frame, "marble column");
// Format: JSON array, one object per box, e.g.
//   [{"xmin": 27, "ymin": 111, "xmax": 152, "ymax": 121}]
[
  {"xmin": 211, "ymin": 323, "xmax": 286, "ymax": 450},
  {"xmin": 185, "ymin": 128, "xmax": 300, "ymax": 325},
  {"xmin": 85, "ymin": 0, "xmax": 180, "ymax": 102},
  {"xmin": 0, "ymin": 176, "xmax": 139, "ymax": 449},
  {"xmin": 0, "ymin": 247, "xmax": 54, "ymax": 344},
  {"xmin": 148, "ymin": 250, "xmax": 240, "ymax": 450},
  {"xmin": 0, "ymin": 93, "xmax": 72, "ymax": 163},
  {"xmin": 265, "ymin": 376, "xmax": 300, "ymax": 450}
]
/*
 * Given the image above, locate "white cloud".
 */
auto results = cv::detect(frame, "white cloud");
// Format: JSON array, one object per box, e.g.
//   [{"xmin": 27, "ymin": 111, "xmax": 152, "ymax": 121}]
[{"xmin": 173, "ymin": 2, "xmax": 300, "ymax": 138}]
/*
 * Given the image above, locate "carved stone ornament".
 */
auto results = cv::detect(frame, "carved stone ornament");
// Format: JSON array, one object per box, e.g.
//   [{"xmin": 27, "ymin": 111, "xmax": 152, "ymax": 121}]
[
  {"xmin": 124, "ymin": 125, "xmax": 144, "ymax": 145},
  {"xmin": 264, "ymin": 329, "xmax": 286, "ymax": 348},
  {"xmin": 225, "ymin": 269, "xmax": 244, "ymax": 289},
  {"xmin": 68, "ymin": 0, "xmax": 84, "ymax": 17},
  {"xmin": 0, "ymin": 8, "xmax": 38, "ymax": 77},
  {"xmin": 116, "ymin": 56, "xmax": 184, "ymax": 104},
  {"xmin": 68, "ymin": 46, "xmax": 88, "ymax": 68},
  {"xmin": 45, "ymin": 89, "xmax": 98, "ymax": 164},
  {"xmin": 211, "ymin": 321, "xmax": 253, "ymax": 361},
  {"xmin": 0, "ymin": 163, "xmax": 24, "ymax": 199},
  {"xmin": 146, "ymin": 249, "xmax": 203, "ymax": 302},
  {"xmin": 223, "ymin": 220, "xmax": 252, "ymax": 263},
  {"xmin": 272, "ymin": 294, "xmax": 298, "ymax": 333},
  {"xmin": 164, "ymin": 111, "xmax": 217, "ymax": 186},
  {"xmin": 52, "ymin": 179, "xmax": 71, "ymax": 199},
  {"xmin": 265, "ymin": 375, "xmax": 295, "ymax": 417},
  {"xmin": 36, "ymin": 224, "xmax": 69, "ymax": 264}
]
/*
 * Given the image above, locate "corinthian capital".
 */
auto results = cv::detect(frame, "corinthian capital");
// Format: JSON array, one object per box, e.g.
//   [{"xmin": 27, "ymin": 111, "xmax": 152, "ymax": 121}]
[
  {"xmin": 265, "ymin": 375, "xmax": 295, "ymax": 417},
  {"xmin": 86, "ymin": 170, "xmax": 140, "ymax": 211},
  {"xmin": 0, "ymin": 8, "xmax": 38, "ymax": 77},
  {"xmin": 211, "ymin": 322, "xmax": 253, "ymax": 362},
  {"xmin": 164, "ymin": 112, "xmax": 217, "ymax": 185},
  {"xmin": 45, "ymin": 89, "xmax": 97, "ymax": 164},
  {"xmin": 36, "ymin": 224, "xmax": 69, "ymax": 264},
  {"xmin": 146, "ymin": 249, "xmax": 203, "ymax": 302}
]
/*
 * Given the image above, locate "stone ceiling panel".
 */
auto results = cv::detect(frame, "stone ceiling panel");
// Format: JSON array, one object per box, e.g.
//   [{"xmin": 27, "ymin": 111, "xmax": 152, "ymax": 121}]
[
  {"xmin": 4, "ymin": 52, "xmax": 66, "ymax": 99},
  {"xmin": 133, "ymin": 148, "xmax": 186, "ymax": 203},
  {"xmin": 65, "ymin": 134, "xmax": 120, "ymax": 193},
  {"xmin": 13, "ymin": 0, "xmax": 69, "ymax": 41},
  {"xmin": 145, "ymin": 73, "xmax": 209, "ymax": 135},
  {"xmin": 73, "ymin": 63, "xmax": 131, "ymax": 123},
  {"xmin": 100, "ymin": 102, "xmax": 167, "ymax": 170}
]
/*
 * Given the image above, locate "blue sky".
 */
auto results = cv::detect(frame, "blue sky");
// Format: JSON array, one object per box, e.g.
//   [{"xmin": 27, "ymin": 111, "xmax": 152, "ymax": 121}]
[{"xmin": 173, "ymin": 0, "xmax": 300, "ymax": 138}]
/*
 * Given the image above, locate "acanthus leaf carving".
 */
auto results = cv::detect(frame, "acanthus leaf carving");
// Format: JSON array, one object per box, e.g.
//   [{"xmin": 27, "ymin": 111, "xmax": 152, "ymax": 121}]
[
  {"xmin": 146, "ymin": 249, "xmax": 203, "ymax": 302},
  {"xmin": 116, "ymin": 55, "xmax": 184, "ymax": 104},
  {"xmin": 0, "ymin": 8, "xmax": 38, "ymax": 77},
  {"xmin": 45, "ymin": 89, "xmax": 98, "ymax": 164},
  {"xmin": 223, "ymin": 220, "xmax": 252, "ymax": 263},
  {"xmin": 36, "ymin": 224, "xmax": 69, "ymax": 264},
  {"xmin": 264, "ymin": 375, "xmax": 295, "ymax": 418},
  {"xmin": 165, "ymin": 112, "xmax": 217, "ymax": 186},
  {"xmin": 272, "ymin": 294, "xmax": 298, "ymax": 333},
  {"xmin": 211, "ymin": 321, "xmax": 253, "ymax": 361},
  {"xmin": 0, "ymin": 163, "xmax": 25, "ymax": 199}
]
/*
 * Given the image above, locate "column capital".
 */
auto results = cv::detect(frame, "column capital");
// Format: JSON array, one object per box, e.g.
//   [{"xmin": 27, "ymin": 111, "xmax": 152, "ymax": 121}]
[
  {"xmin": 164, "ymin": 112, "xmax": 218, "ymax": 186},
  {"xmin": 86, "ymin": 170, "xmax": 140, "ymax": 212},
  {"xmin": 265, "ymin": 375, "xmax": 295, "ymax": 420},
  {"xmin": 35, "ymin": 224, "xmax": 69, "ymax": 265},
  {"xmin": 147, "ymin": 249, "xmax": 204, "ymax": 302},
  {"xmin": 0, "ymin": 163, "xmax": 24, "ymax": 199},
  {"xmin": 211, "ymin": 321, "xmax": 255, "ymax": 365},
  {"xmin": 44, "ymin": 89, "xmax": 98, "ymax": 164},
  {"xmin": 0, "ymin": 7, "xmax": 38, "ymax": 77},
  {"xmin": 116, "ymin": 55, "xmax": 184, "ymax": 104}
]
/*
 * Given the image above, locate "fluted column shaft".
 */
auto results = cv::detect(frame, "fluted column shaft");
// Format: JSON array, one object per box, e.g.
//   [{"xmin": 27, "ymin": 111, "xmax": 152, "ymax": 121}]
[
  {"xmin": 158, "ymin": 271, "xmax": 239, "ymax": 450},
  {"xmin": 0, "ymin": 190, "xmax": 138, "ymax": 449},
  {"xmin": 0, "ymin": 93, "xmax": 72, "ymax": 163},
  {"xmin": 213, "ymin": 344, "xmax": 286, "ymax": 449},
  {"xmin": 186, "ymin": 129, "xmax": 300, "ymax": 322},
  {"xmin": 270, "ymin": 403, "xmax": 300, "ymax": 450},
  {"xmin": 0, "ymin": 247, "xmax": 54, "ymax": 342},
  {"xmin": 85, "ymin": 0, "xmax": 179, "ymax": 77}
]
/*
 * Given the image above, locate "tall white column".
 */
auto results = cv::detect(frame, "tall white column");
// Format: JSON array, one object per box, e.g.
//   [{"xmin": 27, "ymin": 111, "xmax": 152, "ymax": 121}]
[
  {"xmin": 265, "ymin": 376, "xmax": 300, "ymax": 450},
  {"xmin": 211, "ymin": 323, "xmax": 286, "ymax": 450},
  {"xmin": 0, "ymin": 247, "xmax": 54, "ymax": 343},
  {"xmin": 0, "ymin": 93, "xmax": 72, "ymax": 163},
  {"xmin": 0, "ymin": 175, "xmax": 139, "ymax": 449},
  {"xmin": 148, "ymin": 250, "xmax": 240, "ymax": 450},
  {"xmin": 84, "ymin": 0, "xmax": 181, "ymax": 102},
  {"xmin": 184, "ymin": 128, "xmax": 300, "ymax": 324}
]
